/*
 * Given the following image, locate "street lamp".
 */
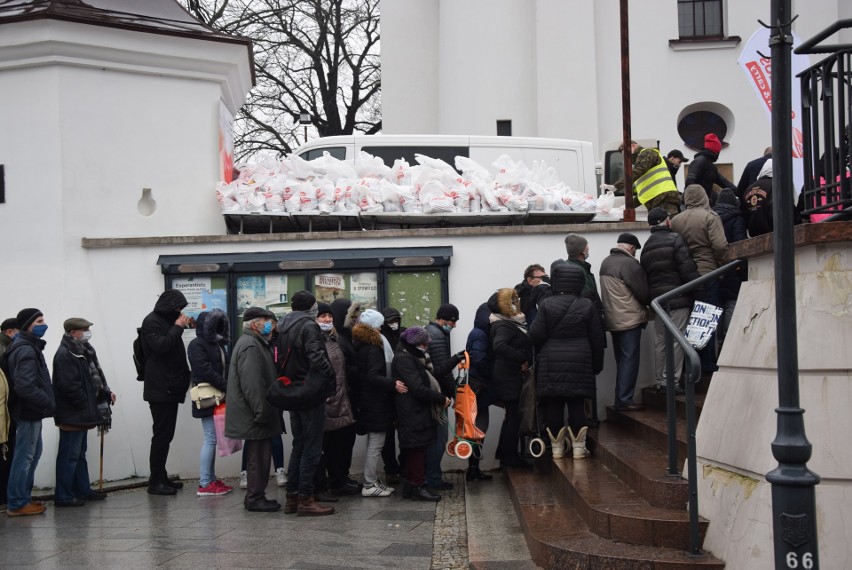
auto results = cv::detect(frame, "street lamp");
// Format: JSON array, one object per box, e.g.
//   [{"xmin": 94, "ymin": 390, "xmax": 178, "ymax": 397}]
[{"xmin": 299, "ymin": 112, "xmax": 311, "ymax": 144}]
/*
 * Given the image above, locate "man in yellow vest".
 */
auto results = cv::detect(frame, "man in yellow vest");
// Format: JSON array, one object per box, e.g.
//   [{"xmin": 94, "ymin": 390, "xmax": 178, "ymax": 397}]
[{"xmin": 608, "ymin": 141, "xmax": 682, "ymax": 217}]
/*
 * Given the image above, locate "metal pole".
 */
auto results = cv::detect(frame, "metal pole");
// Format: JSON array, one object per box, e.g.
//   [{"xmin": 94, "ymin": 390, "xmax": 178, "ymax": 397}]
[
  {"xmin": 664, "ymin": 303, "xmax": 679, "ymax": 477},
  {"xmin": 619, "ymin": 0, "xmax": 636, "ymax": 222},
  {"xmin": 765, "ymin": 1, "xmax": 821, "ymax": 568}
]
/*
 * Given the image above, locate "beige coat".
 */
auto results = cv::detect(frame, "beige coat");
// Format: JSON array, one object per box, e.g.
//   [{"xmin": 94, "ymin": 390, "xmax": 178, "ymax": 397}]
[
  {"xmin": 599, "ymin": 247, "xmax": 650, "ymax": 331},
  {"xmin": 671, "ymin": 185, "xmax": 730, "ymax": 275}
]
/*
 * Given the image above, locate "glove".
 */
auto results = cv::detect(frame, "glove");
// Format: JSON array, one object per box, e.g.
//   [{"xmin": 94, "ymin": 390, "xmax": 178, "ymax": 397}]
[
  {"xmin": 454, "ymin": 351, "xmax": 467, "ymax": 363},
  {"xmin": 600, "ymin": 183, "xmax": 616, "ymax": 193}
]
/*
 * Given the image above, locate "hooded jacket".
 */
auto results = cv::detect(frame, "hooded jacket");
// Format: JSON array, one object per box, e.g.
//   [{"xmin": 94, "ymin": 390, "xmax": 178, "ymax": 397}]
[
  {"xmin": 671, "ymin": 185, "xmax": 730, "ymax": 275},
  {"xmin": 465, "ymin": 302, "xmax": 493, "ymax": 388},
  {"xmin": 599, "ymin": 247, "xmax": 650, "ymax": 331},
  {"xmin": 322, "ymin": 326, "xmax": 355, "ymax": 432},
  {"xmin": 224, "ymin": 328, "xmax": 281, "ymax": 440},
  {"xmin": 380, "ymin": 307, "xmax": 405, "ymax": 350},
  {"xmin": 52, "ymin": 334, "xmax": 110, "ymax": 428},
  {"xmin": 563, "ymin": 257, "xmax": 605, "ymax": 328},
  {"xmin": 424, "ymin": 321, "xmax": 455, "ymax": 397},
  {"xmin": 489, "ymin": 289, "xmax": 531, "ymax": 402},
  {"xmin": 352, "ymin": 323, "xmax": 395, "ymax": 433},
  {"xmin": 6, "ymin": 331, "xmax": 55, "ymax": 421},
  {"xmin": 140, "ymin": 289, "xmax": 191, "ymax": 404},
  {"xmin": 330, "ymin": 298, "xmax": 360, "ymax": 412},
  {"xmin": 685, "ymin": 149, "xmax": 736, "ymax": 205},
  {"xmin": 743, "ymin": 160, "xmax": 774, "ymax": 237},
  {"xmin": 529, "ymin": 261, "xmax": 605, "ymax": 399},
  {"xmin": 187, "ymin": 310, "xmax": 230, "ymax": 419},
  {"xmin": 640, "ymin": 224, "xmax": 701, "ymax": 310},
  {"xmin": 514, "ymin": 279, "xmax": 552, "ymax": 325}
]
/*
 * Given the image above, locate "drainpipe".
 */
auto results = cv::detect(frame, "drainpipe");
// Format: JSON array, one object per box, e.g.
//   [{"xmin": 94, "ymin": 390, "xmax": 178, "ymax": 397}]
[
  {"xmin": 619, "ymin": 0, "xmax": 636, "ymax": 222},
  {"xmin": 764, "ymin": 1, "xmax": 821, "ymax": 568}
]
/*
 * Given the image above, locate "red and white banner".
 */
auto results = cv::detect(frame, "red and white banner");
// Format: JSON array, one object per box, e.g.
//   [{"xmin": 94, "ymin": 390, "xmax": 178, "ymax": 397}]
[{"xmin": 738, "ymin": 27, "xmax": 811, "ymax": 198}]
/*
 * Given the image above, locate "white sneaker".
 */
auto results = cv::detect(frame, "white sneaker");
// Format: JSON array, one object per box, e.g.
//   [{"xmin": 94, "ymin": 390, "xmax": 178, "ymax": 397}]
[
  {"xmin": 361, "ymin": 481, "xmax": 394, "ymax": 497},
  {"xmin": 275, "ymin": 467, "xmax": 287, "ymax": 487},
  {"xmin": 239, "ymin": 470, "xmax": 248, "ymax": 489}
]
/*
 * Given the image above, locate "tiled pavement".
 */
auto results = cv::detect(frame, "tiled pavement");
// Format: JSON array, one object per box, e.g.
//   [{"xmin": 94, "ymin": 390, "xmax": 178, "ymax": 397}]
[{"xmin": 0, "ymin": 471, "xmax": 539, "ymax": 569}]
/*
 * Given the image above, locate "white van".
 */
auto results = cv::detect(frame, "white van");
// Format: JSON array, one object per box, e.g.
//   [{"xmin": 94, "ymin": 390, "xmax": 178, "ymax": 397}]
[{"xmin": 293, "ymin": 134, "xmax": 598, "ymax": 196}]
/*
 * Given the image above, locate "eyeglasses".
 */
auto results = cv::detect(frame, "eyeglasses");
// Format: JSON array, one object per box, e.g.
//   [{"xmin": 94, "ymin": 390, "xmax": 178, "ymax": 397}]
[{"xmin": 532, "ymin": 274, "xmax": 547, "ymax": 279}]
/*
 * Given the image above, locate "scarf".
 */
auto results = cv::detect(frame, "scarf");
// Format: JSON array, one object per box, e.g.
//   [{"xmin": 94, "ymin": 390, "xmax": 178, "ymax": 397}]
[
  {"xmin": 490, "ymin": 313, "xmax": 529, "ymax": 334},
  {"xmin": 71, "ymin": 336, "xmax": 106, "ymax": 394}
]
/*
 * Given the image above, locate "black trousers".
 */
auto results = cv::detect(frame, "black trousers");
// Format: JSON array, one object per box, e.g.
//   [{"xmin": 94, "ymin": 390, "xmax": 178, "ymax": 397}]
[
  {"xmin": 322, "ymin": 424, "xmax": 357, "ymax": 489},
  {"xmin": 496, "ymin": 399, "xmax": 521, "ymax": 464},
  {"xmin": 541, "ymin": 396, "xmax": 587, "ymax": 435},
  {"xmin": 381, "ymin": 427, "xmax": 401, "ymax": 476},
  {"xmin": 148, "ymin": 402, "xmax": 179, "ymax": 486},
  {"xmin": 245, "ymin": 438, "xmax": 273, "ymax": 504}
]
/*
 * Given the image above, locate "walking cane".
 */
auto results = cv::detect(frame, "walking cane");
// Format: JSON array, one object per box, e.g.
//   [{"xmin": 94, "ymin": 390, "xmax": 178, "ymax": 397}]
[{"xmin": 98, "ymin": 427, "xmax": 105, "ymax": 492}]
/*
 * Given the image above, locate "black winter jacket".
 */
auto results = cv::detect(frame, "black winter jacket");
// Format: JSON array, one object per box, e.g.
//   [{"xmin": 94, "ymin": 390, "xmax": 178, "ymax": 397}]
[
  {"xmin": 425, "ymin": 322, "xmax": 455, "ymax": 397},
  {"xmin": 465, "ymin": 303, "xmax": 493, "ymax": 389},
  {"xmin": 52, "ymin": 334, "xmax": 109, "ymax": 427},
  {"xmin": 352, "ymin": 323, "xmax": 395, "ymax": 433},
  {"xmin": 275, "ymin": 311, "xmax": 335, "ymax": 400},
  {"xmin": 514, "ymin": 280, "xmax": 552, "ymax": 325},
  {"xmin": 743, "ymin": 177, "xmax": 773, "ymax": 237},
  {"xmin": 141, "ymin": 289, "xmax": 190, "ymax": 403},
  {"xmin": 639, "ymin": 225, "xmax": 701, "ymax": 310},
  {"xmin": 6, "ymin": 332, "xmax": 55, "ymax": 421},
  {"xmin": 392, "ymin": 344, "xmax": 452, "ymax": 449},
  {"xmin": 529, "ymin": 261, "xmax": 606, "ymax": 399},
  {"xmin": 490, "ymin": 318, "xmax": 531, "ymax": 402},
  {"xmin": 713, "ymin": 201, "xmax": 748, "ymax": 303},
  {"xmin": 686, "ymin": 150, "xmax": 736, "ymax": 205},
  {"xmin": 187, "ymin": 311, "xmax": 230, "ymax": 419}
]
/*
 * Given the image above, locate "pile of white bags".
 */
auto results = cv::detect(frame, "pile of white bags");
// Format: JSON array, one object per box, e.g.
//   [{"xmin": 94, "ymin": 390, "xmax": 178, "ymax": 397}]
[{"xmin": 217, "ymin": 151, "xmax": 604, "ymax": 215}]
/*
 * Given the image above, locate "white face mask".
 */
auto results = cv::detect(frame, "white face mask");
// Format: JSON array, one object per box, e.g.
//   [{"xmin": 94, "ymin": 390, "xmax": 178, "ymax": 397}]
[
  {"xmin": 388, "ymin": 323, "xmax": 399, "ymax": 331},
  {"xmin": 81, "ymin": 331, "xmax": 93, "ymax": 342},
  {"xmin": 319, "ymin": 322, "xmax": 334, "ymax": 332}
]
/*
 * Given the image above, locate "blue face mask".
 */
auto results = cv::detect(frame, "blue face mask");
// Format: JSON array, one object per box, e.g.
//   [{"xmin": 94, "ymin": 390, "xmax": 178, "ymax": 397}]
[
  {"xmin": 32, "ymin": 324, "xmax": 48, "ymax": 338},
  {"xmin": 261, "ymin": 321, "xmax": 273, "ymax": 336},
  {"xmin": 442, "ymin": 325, "xmax": 453, "ymax": 334}
]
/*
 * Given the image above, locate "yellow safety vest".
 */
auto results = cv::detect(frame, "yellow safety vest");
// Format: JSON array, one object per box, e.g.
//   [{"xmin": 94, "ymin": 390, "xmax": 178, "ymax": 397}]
[{"xmin": 634, "ymin": 149, "xmax": 677, "ymax": 205}]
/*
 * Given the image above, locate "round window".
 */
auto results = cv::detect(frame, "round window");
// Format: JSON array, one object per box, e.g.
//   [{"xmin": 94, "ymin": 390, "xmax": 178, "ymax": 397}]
[{"xmin": 677, "ymin": 103, "xmax": 734, "ymax": 151}]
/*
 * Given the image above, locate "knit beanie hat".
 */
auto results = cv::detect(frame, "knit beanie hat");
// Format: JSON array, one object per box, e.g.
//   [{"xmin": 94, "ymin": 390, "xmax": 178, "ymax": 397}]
[
  {"xmin": 1, "ymin": 318, "xmax": 18, "ymax": 331},
  {"xmin": 17, "ymin": 308, "xmax": 43, "ymax": 331},
  {"xmin": 400, "ymin": 326, "xmax": 431, "ymax": 347},
  {"xmin": 317, "ymin": 302, "xmax": 333, "ymax": 317},
  {"xmin": 704, "ymin": 133, "xmax": 722, "ymax": 155},
  {"xmin": 291, "ymin": 290, "xmax": 317, "ymax": 311},
  {"xmin": 436, "ymin": 304, "xmax": 459, "ymax": 322},
  {"xmin": 359, "ymin": 309, "xmax": 385, "ymax": 330},
  {"xmin": 564, "ymin": 233, "xmax": 588, "ymax": 258}
]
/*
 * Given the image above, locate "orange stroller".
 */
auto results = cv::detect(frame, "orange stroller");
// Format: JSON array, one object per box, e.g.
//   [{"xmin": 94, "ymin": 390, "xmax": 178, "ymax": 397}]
[{"xmin": 446, "ymin": 351, "xmax": 485, "ymax": 460}]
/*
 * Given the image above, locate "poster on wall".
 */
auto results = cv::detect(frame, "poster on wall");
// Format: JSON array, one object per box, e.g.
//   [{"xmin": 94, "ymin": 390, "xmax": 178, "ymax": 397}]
[
  {"xmin": 265, "ymin": 275, "xmax": 289, "ymax": 317},
  {"xmin": 172, "ymin": 277, "xmax": 228, "ymax": 324},
  {"xmin": 236, "ymin": 276, "xmax": 265, "ymax": 316},
  {"xmin": 350, "ymin": 272, "xmax": 378, "ymax": 308},
  {"xmin": 219, "ymin": 100, "xmax": 235, "ymax": 183},
  {"xmin": 315, "ymin": 273, "xmax": 345, "ymax": 303}
]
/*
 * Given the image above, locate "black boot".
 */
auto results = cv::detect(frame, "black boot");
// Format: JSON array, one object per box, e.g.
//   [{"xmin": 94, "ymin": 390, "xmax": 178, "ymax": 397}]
[
  {"xmin": 401, "ymin": 479, "xmax": 412, "ymax": 499},
  {"xmin": 411, "ymin": 485, "xmax": 441, "ymax": 502},
  {"xmin": 466, "ymin": 467, "xmax": 493, "ymax": 481}
]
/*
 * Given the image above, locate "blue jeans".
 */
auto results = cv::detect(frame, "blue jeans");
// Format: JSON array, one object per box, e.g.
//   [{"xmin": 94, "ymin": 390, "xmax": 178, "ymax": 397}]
[
  {"xmin": 286, "ymin": 402, "xmax": 325, "ymax": 497},
  {"xmin": 425, "ymin": 422, "xmax": 448, "ymax": 487},
  {"xmin": 611, "ymin": 326, "xmax": 643, "ymax": 407},
  {"xmin": 7, "ymin": 420, "xmax": 43, "ymax": 510},
  {"xmin": 55, "ymin": 430, "xmax": 93, "ymax": 502},
  {"xmin": 199, "ymin": 416, "xmax": 217, "ymax": 487}
]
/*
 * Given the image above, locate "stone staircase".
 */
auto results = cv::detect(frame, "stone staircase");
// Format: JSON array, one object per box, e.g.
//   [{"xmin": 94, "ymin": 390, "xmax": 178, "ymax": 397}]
[{"xmin": 507, "ymin": 388, "xmax": 725, "ymax": 569}]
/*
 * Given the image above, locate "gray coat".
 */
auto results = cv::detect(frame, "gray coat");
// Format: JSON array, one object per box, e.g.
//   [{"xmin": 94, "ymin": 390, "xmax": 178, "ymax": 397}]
[{"xmin": 224, "ymin": 329, "xmax": 282, "ymax": 440}]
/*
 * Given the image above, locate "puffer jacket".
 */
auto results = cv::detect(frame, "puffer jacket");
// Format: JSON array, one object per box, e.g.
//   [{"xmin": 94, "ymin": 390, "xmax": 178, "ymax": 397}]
[
  {"xmin": 224, "ymin": 329, "xmax": 281, "ymax": 440},
  {"xmin": 714, "ymin": 190, "xmax": 748, "ymax": 303},
  {"xmin": 424, "ymin": 322, "xmax": 455, "ymax": 397},
  {"xmin": 352, "ymin": 323, "xmax": 395, "ymax": 433},
  {"xmin": 465, "ymin": 303, "xmax": 493, "ymax": 390},
  {"xmin": 392, "ymin": 343, "xmax": 452, "ymax": 449},
  {"xmin": 743, "ymin": 176, "xmax": 774, "ymax": 237},
  {"xmin": 671, "ymin": 185, "xmax": 730, "ymax": 275},
  {"xmin": 685, "ymin": 150, "xmax": 736, "ymax": 205},
  {"xmin": 323, "ymin": 328, "xmax": 355, "ymax": 432},
  {"xmin": 52, "ymin": 334, "xmax": 110, "ymax": 428},
  {"xmin": 489, "ymin": 289, "xmax": 531, "ymax": 402},
  {"xmin": 140, "ymin": 289, "xmax": 191, "ymax": 403},
  {"xmin": 187, "ymin": 310, "xmax": 230, "ymax": 419},
  {"xmin": 514, "ymin": 279, "xmax": 552, "ymax": 325},
  {"xmin": 529, "ymin": 261, "xmax": 606, "ymax": 399},
  {"xmin": 563, "ymin": 257, "xmax": 605, "ymax": 327},
  {"xmin": 275, "ymin": 311, "xmax": 335, "ymax": 391},
  {"xmin": 5, "ymin": 331, "xmax": 55, "ymax": 421},
  {"xmin": 640, "ymin": 225, "xmax": 700, "ymax": 310},
  {"xmin": 600, "ymin": 248, "xmax": 650, "ymax": 331},
  {"xmin": 331, "ymin": 299, "xmax": 361, "ymax": 413}
]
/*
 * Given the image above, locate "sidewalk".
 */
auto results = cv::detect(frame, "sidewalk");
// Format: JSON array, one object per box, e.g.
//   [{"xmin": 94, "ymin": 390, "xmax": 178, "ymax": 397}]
[{"xmin": 0, "ymin": 470, "xmax": 539, "ymax": 569}]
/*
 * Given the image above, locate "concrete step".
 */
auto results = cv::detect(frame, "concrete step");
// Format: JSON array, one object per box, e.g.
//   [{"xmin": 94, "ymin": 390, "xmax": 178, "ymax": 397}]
[
  {"xmin": 543, "ymin": 454, "xmax": 706, "ymax": 550},
  {"xmin": 606, "ymin": 405, "xmax": 689, "ymax": 459},
  {"xmin": 588, "ymin": 422, "xmax": 690, "ymax": 509},
  {"xmin": 641, "ymin": 386, "xmax": 706, "ymax": 421},
  {"xmin": 507, "ymin": 466, "xmax": 725, "ymax": 569}
]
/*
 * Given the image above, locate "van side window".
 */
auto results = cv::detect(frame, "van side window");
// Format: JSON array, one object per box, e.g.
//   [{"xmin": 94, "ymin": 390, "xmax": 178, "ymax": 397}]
[
  {"xmin": 300, "ymin": 147, "xmax": 347, "ymax": 161},
  {"xmin": 362, "ymin": 146, "xmax": 469, "ymax": 170}
]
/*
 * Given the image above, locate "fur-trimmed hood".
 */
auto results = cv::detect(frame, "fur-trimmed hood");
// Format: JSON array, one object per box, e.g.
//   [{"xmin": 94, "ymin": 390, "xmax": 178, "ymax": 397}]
[
  {"xmin": 344, "ymin": 301, "xmax": 364, "ymax": 330},
  {"xmin": 195, "ymin": 308, "xmax": 230, "ymax": 344},
  {"xmin": 495, "ymin": 288, "xmax": 521, "ymax": 317},
  {"xmin": 352, "ymin": 322, "xmax": 383, "ymax": 347}
]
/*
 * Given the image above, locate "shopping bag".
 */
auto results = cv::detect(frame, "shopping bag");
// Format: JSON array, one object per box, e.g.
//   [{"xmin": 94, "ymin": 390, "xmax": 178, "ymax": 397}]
[
  {"xmin": 518, "ymin": 365, "xmax": 538, "ymax": 435},
  {"xmin": 213, "ymin": 403, "xmax": 243, "ymax": 457},
  {"xmin": 685, "ymin": 301, "xmax": 724, "ymax": 349}
]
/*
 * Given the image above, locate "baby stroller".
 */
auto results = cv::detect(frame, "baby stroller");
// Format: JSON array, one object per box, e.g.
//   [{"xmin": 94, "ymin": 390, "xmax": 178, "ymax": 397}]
[{"xmin": 446, "ymin": 351, "xmax": 485, "ymax": 460}]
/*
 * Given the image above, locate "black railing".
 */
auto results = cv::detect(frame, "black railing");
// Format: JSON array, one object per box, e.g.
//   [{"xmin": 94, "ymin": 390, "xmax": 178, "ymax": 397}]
[
  {"xmin": 649, "ymin": 259, "xmax": 744, "ymax": 557},
  {"xmin": 797, "ymin": 20, "xmax": 852, "ymax": 220}
]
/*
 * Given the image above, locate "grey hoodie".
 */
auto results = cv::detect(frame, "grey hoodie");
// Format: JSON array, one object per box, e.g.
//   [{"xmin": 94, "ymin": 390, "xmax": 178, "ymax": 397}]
[{"xmin": 670, "ymin": 185, "xmax": 729, "ymax": 274}]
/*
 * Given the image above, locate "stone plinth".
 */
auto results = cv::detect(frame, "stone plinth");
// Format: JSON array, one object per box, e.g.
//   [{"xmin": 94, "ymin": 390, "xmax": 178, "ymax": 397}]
[{"xmin": 696, "ymin": 222, "xmax": 852, "ymax": 568}]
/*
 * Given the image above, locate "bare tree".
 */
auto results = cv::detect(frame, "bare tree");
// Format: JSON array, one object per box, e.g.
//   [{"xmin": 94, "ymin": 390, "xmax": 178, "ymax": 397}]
[{"xmin": 180, "ymin": 0, "xmax": 381, "ymax": 160}]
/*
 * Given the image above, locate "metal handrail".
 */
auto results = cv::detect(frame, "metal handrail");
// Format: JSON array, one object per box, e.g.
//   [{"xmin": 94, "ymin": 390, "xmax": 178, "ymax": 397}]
[{"xmin": 649, "ymin": 258, "xmax": 744, "ymax": 556}]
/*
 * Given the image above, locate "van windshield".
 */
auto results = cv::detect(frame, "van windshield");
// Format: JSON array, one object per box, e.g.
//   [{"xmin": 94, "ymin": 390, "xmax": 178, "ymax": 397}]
[
  {"xmin": 300, "ymin": 147, "xmax": 347, "ymax": 161},
  {"xmin": 362, "ymin": 146, "xmax": 469, "ymax": 169}
]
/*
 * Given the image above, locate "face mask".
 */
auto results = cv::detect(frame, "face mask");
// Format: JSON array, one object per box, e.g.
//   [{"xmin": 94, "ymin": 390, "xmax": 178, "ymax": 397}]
[
  {"xmin": 32, "ymin": 324, "xmax": 48, "ymax": 338},
  {"xmin": 416, "ymin": 346, "xmax": 428, "ymax": 354},
  {"xmin": 261, "ymin": 321, "xmax": 273, "ymax": 336},
  {"xmin": 81, "ymin": 331, "xmax": 93, "ymax": 342},
  {"xmin": 388, "ymin": 323, "xmax": 399, "ymax": 331},
  {"xmin": 585, "ymin": 251, "xmax": 591, "ymax": 261},
  {"xmin": 319, "ymin": 322, "xmax": 334, "ymax": 332},
  {"xmin": 215, "ymin": 334, "xmax": 224, "ymax": 342},
  {"xmin": 442, "ymin": 325, "xmax": 453, "ymax": 334}
]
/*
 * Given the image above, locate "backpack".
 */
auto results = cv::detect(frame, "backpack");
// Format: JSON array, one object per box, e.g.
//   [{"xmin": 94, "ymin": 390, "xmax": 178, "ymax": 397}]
[{"xmin": 132, "ymin": 327, "xmax": 146, "ymax": 381}]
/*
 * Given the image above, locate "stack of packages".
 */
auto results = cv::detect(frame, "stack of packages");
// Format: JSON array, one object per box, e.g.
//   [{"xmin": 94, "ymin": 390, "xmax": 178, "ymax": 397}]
[{"xmin": 217, "ymin": 151, "xmax": 618, "ymax": 216}]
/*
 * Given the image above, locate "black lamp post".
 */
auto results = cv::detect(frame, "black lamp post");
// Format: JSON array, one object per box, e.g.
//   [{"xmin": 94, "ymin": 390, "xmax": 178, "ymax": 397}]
[
  {"xmin": 764, "ymin": 1, "xmax": 820, "ymax": 568},
  {"xmin": 299, "ymin": 112, "xmax": 311, "ymax": 144}
]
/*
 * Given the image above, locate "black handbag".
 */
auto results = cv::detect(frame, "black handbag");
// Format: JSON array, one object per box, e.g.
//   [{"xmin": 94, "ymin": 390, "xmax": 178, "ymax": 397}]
[{"xmin": 266, "ymin": 343, "xmax": 334, "ymax": 411}]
